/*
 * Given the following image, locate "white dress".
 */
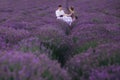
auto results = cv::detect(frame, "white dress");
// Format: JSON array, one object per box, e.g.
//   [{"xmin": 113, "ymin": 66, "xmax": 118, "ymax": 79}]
[
  {"xmin": 55, "ymin": 9, "xmax": 72, "ymax": 25},
  {"xmin": 63, "ymin": 15, "xmax": 72, "ymax": 25}
]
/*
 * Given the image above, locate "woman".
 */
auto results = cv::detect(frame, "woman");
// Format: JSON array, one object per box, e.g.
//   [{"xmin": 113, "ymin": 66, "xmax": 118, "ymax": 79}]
[{"xmin": 69, "ymin": 7, "xmax": 78, "ymax": 21}]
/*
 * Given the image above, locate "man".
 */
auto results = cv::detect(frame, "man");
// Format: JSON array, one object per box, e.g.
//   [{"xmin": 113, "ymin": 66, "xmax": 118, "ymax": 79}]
[{"xmin": 55, "ymin": 5, "xmax": 65, "ymax": 19}]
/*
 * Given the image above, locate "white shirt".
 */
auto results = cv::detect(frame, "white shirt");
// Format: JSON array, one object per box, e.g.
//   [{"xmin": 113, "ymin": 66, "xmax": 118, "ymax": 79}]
[{"xmin": 55, "ymin": 9, "xmax": 65, "ymax": 19}]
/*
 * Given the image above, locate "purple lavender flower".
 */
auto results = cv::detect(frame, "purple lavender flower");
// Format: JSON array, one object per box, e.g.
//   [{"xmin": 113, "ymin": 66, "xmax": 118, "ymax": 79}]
[
  {"xmin": 66, "ymin": 42, "xmax": 120, "ymax": 80},
  {"xmin": 89, "ymin": 65, "xmax": 120, "ymax": 80},
  {"xmin": 0, "ymin": 51, "xmax": 71, "ymax": 80}
]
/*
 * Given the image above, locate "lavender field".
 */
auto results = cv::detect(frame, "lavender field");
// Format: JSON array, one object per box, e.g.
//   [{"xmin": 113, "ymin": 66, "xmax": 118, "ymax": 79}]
[{"xmin": 0, "ymin": 0, "xmax": 120, "ymax": 80}]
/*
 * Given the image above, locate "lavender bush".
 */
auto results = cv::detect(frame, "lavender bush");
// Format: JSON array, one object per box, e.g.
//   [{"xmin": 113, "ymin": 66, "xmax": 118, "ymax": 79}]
[
  {"xmin": 31, "ymin": 25, "xmax": 72, "ymax": 66},
  {"xmin": 66, "ymin": 42, "xmax": 120, "ymax": 80},
  {"xmin": 14, "ymin": 37, "xmax": 52, "ymax": 57},
  {"xmin": 0, "ymin": 51, "xmax": 71, "ymax": 80},
  {"xmin": 0, "ymin": 36, "xmax": 7, "ymax": 50},
  {"xmin": 89, "ymin": 65, "xmax": 120, "ymax": 80},
  {"xmin": 0, "ymin": 26, "xmax": 30, "ymax": 44},
  {"xmin": 70, "ymin": 25, "xmax": 111, "ymax": 55},
  {"xmin": 2, "ymin": 21, "xmax": 36, "ymax": 31}
]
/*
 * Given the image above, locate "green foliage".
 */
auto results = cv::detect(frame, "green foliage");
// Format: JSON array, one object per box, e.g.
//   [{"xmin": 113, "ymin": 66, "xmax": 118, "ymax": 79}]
[
  {"xmin": 10, "ymin": 76, "xmax": 14, "ymax": 80},
  {"xmin": 42, "ymin": 41, "xmax": 70, "ymax": 66},
  {"xmin": 75, "ymin": 41, "xmax": 98, "ymax": 54},
  {"xmin": 20, "ymin": 46, "xmax": 40, "ymax": 53},
  {"xmin": 92, "ymin": 18, "xmax": 102, "ymax": 23},
  {"xmin": 102, "ymin": 10, "xmax": 109, "ymax": 15},
  {"xmin": 0, "ymin": 18, "xmax": 7, "ymax": 23},
  {"xmin": 8, "ymin": 63, "xmax": 21, "ymax": 72},
  {"xmin": 118, "ymin": 23, "xmax": 120, "ymax": 26},
  {"xmin": 39, "ymin": 13, "xmax": 47, "ymax": 17},
  {"xmin": 42, "ymin": 70, "xmax": 54, "ymax": 80},
  {"xmin": 72, "ymin": 37, "xmax": 79, "ymax": 44},
  {"xmin": 98, "ymin": 52, "xmax": 120, "ymax": 67},
  {"xmin": 0, "ymin": 77, "xmax": 5, "ymax": 80}
]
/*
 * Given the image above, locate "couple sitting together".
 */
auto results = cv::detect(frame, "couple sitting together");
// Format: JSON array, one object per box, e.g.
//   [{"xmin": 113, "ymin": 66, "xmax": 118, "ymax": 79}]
[{"xmin": 55, "ymin": 5, "xmax": 77, "ymax": 26}]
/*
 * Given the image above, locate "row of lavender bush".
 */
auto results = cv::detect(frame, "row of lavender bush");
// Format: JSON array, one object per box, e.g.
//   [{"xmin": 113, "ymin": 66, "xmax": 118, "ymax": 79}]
[{"xmin": 0, "ymin": 51, "xmax": 71, "ymax": 80}]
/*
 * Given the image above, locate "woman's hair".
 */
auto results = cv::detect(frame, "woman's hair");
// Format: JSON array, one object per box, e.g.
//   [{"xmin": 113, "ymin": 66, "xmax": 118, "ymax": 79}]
[
  {"xmin": 75, "ymin": 16, "xmax": 78, "ymax": 19},
  {"xmin": 70, "ymin": 7, "xmax": 74, "ymax": 11}
]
